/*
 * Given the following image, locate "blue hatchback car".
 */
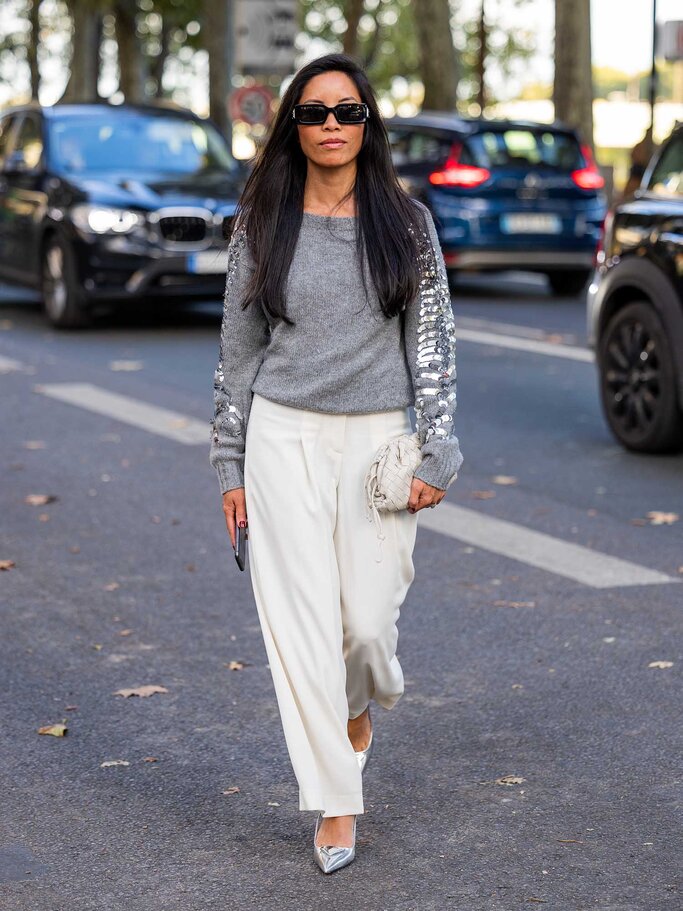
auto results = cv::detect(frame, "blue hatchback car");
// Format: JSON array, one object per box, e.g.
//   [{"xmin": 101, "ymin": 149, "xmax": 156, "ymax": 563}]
[{"xmin": 385, "ymin": 113, "xmax": 608, "ymax": 295}]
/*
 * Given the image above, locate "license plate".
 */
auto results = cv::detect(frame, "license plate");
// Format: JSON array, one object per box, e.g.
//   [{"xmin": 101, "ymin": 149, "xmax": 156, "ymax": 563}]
[
  {"xmin": 500, "ymin": 213, "xmax": 562, "ymax": 234},
  {"xmin": 187, "ymin": 249, "xmax": 230, "ymax": 274}
]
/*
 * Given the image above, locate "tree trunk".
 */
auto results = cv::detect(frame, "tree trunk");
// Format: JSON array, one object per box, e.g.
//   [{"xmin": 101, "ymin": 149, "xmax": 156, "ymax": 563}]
[
  {"xmin": 342, "ymin": 0, "xmax": 364, "ymax": 59},
  {"xmin": 60, "ymin": 0, "xmax": 101, "ymax": 102},
  {"xmin": 113, "ymin": 0, "xmax": 145, "ymax": 102},
  {"xmin": 151, "ymin": 16, "xmax": 170, "ymax": 98},
  {"xmin": 476, "ymin": 0, "xmax": 487, "ymax": 112},
  {"xmin": 413, "ymin": 0, "xmax": 459, "ymax": 111},
  {"xmin": 553, "ymin": 0, "xmax": 594, "ymax": 148},
  {"xmin": 203, "ymin": 0, "xmax": 232, "ymax": 139},
  {"xmin": 27, "ymin": 0, "xmax": 41, "ymax": 100}
]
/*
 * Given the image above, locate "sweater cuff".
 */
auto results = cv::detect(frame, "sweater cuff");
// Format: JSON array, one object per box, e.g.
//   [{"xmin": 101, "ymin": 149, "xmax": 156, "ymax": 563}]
[
  {"xmin": 413, "ymin": 438, "xmax": 463, "ymax": 491},
  {"xmin": 216, "ymin": 460, "xmax": 245, "ymax": 495}
]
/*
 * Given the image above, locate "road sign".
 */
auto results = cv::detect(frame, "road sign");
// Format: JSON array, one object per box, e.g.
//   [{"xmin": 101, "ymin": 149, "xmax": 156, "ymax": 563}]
[
  {"xmin": 235, "ymin": 0, "xmax": 297, "ymax": 74},
  {"xmin": 662, "ymin": 21, "xmax": 683, "ymax": 61},
  {"xmin": 229, "ymin": 85, "xmax": 274, "ymax": 126}
]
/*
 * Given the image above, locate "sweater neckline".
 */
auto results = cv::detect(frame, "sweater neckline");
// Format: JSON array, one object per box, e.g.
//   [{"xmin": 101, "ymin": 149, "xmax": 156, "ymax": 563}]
[
  {"xmin": 302, "ymin": 211, "xmax": 357, "ymax": 231},
  {"xmin": 303, "ymin": 211, "xmax": 356, "ymax": 220}
]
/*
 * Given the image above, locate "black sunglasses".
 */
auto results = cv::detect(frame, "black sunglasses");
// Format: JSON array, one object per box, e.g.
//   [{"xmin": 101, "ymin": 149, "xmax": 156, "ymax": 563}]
[{"xmin": 292, "ymin": 102, "xmax": 370, "ymax": 125}]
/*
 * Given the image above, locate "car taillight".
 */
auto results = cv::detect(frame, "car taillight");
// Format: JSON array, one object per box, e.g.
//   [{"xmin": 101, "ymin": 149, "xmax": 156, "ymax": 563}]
[
  {"xmin": 572, "ymin": 144, "xmax": 605, "ymax": 190},
  {"xmin": 429, "ymin": 142, "xmax": 491, "ymax": 188}
]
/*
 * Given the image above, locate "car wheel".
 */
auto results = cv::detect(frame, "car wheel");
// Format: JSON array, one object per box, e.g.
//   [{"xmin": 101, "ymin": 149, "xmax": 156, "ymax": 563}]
[
  {"xmin": 41, "ymin": 234, "xmax": 91, "ymax": 329},
  {"xmin": 547, "ymin": 270, "xmax": 591, "ymax": 296},
  {"xmin": 597, "ymin": 300, "xmax": 683, "ymax": 452}
]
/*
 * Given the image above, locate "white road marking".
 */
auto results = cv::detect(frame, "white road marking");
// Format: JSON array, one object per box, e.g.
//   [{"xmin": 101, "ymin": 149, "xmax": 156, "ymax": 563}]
[
  {"xmin": 457, "ymin": 316, "xmax": 573, "ymax": 341},
  {"xmin": 418, "ymin": 502, "xmax": 680, "ymax": 589},
  {"xmin": 457, "ymin": 327, "xmax": 593, "ymax": 362},
  {"xmin": 30, "ymin": 381, "xmax": 678, "ymax": 588},
  {"xmin": 35, "ymin": 382, "xmax": 209, "ymax": 444},
  {"xmin": 0, "ymin": 354, "xmax": 25, "ymax": 373}
]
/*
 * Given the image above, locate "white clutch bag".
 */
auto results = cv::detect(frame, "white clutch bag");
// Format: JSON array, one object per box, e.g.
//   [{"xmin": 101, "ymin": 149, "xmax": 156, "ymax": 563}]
[{"xmin": 364, "ymin": 431, "xmax": 422, "ymax": 562}]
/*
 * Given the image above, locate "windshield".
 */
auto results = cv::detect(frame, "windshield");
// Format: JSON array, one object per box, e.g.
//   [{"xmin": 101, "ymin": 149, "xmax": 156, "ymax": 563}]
[
  {"xmin": 465, "ymin": 129, "xmax": 584, "ymax": 170},
  {"xmin": 48, "ymin": 112, "xmax": 238, "ymax": 174}
]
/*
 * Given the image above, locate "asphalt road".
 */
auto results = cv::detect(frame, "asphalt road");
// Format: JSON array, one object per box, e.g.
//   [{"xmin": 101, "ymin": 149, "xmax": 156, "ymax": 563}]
[{"xmin": 1, "ymin": 274, "xmax": 681, "ymax": 911}]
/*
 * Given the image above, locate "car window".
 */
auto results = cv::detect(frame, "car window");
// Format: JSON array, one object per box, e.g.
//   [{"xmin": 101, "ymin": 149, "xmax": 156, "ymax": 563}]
[
  {"xmin": 48, "ymin": 112, "xmax": 238, "ymax": 174},
  {"xmin": 0, "ymin": 116, "xmax": 17, "ymax": 167},
  {"xmin": 13, "ymin": 114, "xmax": 43, "ymax": 169},
  {"xmin": 646, "ymin": 135, "xmax": 683, "ymax": 196},
  {"xmin": 387, "ymin": 128, "xmax": 451, "ymax": 165},
  {"xmin": 466, "ymin": 129, "xmax": 583, "ymax": 170}
]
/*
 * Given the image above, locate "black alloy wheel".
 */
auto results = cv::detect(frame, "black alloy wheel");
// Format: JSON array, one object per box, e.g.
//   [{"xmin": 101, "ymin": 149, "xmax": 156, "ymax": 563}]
[
  {"xmin": 597, "ymin": 300, "xmax": 683, "ymax": 452},
  {"xmin": 41, "ymin": 234, "xmax": 91, "ymax": 329}
]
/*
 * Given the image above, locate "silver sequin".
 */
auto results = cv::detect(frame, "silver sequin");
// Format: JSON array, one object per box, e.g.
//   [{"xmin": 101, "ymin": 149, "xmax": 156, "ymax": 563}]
[
  {"xmin": 407, "ymin": 215, "xmax": 458, "ymax": 447},
  {"xmin": 210, "ymin": 222, "xmax": 248, "ymax": 444}
]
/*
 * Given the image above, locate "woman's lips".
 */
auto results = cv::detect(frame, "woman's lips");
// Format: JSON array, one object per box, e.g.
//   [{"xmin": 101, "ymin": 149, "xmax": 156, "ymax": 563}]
[{"xmin": 320, "ymin": 140, "xmax": 346, "ymax": 148}]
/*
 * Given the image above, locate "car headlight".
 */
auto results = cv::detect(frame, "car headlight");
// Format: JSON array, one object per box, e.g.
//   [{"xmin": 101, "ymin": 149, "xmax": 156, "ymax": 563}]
[{"xmin": 71, "ymin": 204, "xmax": 143, "ymax": 234}]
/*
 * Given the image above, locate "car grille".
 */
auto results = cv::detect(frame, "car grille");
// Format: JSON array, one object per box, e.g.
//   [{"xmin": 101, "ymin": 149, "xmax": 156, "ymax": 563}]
[{"xmin": 158, "ymin": 215, "xmax": 207, "ymax": 243}]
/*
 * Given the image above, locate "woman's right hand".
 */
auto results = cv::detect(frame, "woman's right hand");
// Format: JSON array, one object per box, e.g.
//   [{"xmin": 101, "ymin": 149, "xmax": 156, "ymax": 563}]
[{"xmin": 222, "ymin": 487, "xmax": 248, "ymax": 550}]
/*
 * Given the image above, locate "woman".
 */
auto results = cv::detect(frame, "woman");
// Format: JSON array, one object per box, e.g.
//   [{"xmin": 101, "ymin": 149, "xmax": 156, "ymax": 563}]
[{"xmin": 209, "ymin": 52, "xmax": 463, "ymax": 874}]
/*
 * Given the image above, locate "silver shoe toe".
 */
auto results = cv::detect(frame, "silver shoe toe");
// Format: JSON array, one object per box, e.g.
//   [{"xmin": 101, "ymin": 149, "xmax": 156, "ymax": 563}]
[
  {"xmin": 355, "ymin": 729, "xmax": 373, "ymax": 773},
  {"xmin": 313, "ymin": 813, "xmax": 357, "ymax": 874}
]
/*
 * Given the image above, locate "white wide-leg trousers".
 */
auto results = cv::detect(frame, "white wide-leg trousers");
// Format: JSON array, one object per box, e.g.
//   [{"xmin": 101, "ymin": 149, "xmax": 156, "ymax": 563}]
[{"xmin": 243, "ymin": 392, "xmax": 419, "ymax": 817}]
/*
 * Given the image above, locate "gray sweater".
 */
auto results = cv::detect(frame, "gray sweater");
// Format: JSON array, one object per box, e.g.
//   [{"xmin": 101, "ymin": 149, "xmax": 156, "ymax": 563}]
[{"xmin": 209, "ymin": 201, "xmax": 463, "ymax": 494}]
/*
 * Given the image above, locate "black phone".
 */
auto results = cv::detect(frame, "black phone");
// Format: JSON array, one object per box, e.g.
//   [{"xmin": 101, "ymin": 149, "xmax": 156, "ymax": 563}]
[{"xmin": 234, "ymin": 523, "xmax": 248, "ymax": 571}]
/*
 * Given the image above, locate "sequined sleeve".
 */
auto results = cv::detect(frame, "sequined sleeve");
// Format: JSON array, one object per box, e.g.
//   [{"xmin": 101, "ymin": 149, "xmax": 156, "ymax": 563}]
[
  {"xmin": 209, "ymin": 221, "xmax": 270, "ymax": 494},
  {"xmin": 402, "ymin": 202, "xmax": 464, "ymax": 491}
]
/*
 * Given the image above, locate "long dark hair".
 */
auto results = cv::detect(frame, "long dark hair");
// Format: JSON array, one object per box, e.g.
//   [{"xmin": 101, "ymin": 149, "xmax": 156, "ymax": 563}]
[{"xmin": 230, "ymin": 52, "xmax": 424, "ymax": 327}]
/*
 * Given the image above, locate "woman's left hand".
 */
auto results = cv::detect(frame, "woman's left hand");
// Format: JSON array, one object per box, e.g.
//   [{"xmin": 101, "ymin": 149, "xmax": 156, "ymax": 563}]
[{"xmin": 407, "ymin": 477, "xmax": 446, "ymax": 513}]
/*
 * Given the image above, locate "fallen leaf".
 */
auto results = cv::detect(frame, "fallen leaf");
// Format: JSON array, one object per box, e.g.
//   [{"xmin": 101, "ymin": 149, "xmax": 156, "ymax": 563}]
[
  {"xmin": 68, "ymin": 546, "xmax": 80, "ymax": 554},
  {"xmin": 267, "ymin": 801, "xmax": 280, "ymax": 806},
  {"xmin": 92, "ymin": 644, "xmax": 103, "ymax": 650},
  {"xmin": 100, "ymin": 759, "xmax": 130, "ymax": 767},
  {"xmin": 222, "ymin": 786, "xmax": 240, "ymax": 795},
  {"xmin": 38, "ymin": 723, "xmax": 67, "ymax": 737},
  {"xmin": 143, "ymin": 757, "xmax": 158, "ymax": 763},
  {"xmin": 492, "ymin": 475, "xmax": 518, "ymax": 485},
  {"xmin": 119, "ymin": 629, "xmax": 133, "ymax": 637},
  {"xmin": 630, "ymin": 518, "xmax": 647, "ymax": 526},
  {"xmin": 24, "ymin": 494, "xmax": 58, "ymax": 506},
  {"xmin": 493, "ymin": 599, "xmax": 536, "ymax": 608},
  {"xmin": 104, "ymin": 582, "xmax": 120, "ymax": 591},
  {"xmin": 109, "ymin": 360, "xmax": 144, "ymax": 371},
  {"xmin": 23, "ymin": 440, "xmax": 46, "ymax": 449},
  {"xmin": 511, "ymin": 683, "xmax": 523, "ymax": 689},
  {"xmin": 648, "ymin": 660, "xmax": 673, "ymax": 669},
  {"xmin": 0, "ymin": 560, "xmax": 16, "ymax": 571},
  {"xmin": 472, "ymin": 490, "xmax": 496, "ymax": 499},
  {"xmin": 113, "ymin": 685, "xmax": 169, "ymax": 698},
  {"xmin": 495, "ymin": 775, "xmax": 526, "ymax": 785},
  {"xmin": 39, "ymin": 513, "xmax": 50, "ymax": 522},
  {"xmin": 646, "ymin": 511, "xmax": 679, "ymax": 525},
  {"xmin": 225, "ymin": 660, "xmax": 250, "ymax": 671}
]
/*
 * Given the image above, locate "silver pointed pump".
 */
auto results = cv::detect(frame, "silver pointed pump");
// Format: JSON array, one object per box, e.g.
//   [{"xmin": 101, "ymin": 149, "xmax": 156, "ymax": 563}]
[
  {"xmin": 355, "ymin": 728, "xmax": 373, "ymax": 772},
  {"xmin": 313, "ymin": 813, "xmax": 357, "ymax": 873}
]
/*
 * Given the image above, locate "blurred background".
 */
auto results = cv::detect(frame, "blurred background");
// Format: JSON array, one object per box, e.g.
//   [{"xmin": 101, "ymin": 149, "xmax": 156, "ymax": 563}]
[{"xmin": 1, "ymin": 0, "xmax": 682, "ymax": 194}]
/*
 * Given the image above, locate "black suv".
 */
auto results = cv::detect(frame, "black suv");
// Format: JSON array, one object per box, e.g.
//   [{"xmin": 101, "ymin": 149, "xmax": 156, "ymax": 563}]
[
  {"xmin": 587, "ymin": 123, "xmax": 683, "ymax": 452},
  {"xmin": 0, "ymin": 102, "xmax": 246, "ymax": 328}
]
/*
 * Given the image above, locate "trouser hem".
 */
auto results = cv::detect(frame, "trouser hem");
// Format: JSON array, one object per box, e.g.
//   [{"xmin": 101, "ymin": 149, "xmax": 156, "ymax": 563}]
[{"xmin": 299, "ymin": 790, "xmax": 365, "ymax": 817}]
